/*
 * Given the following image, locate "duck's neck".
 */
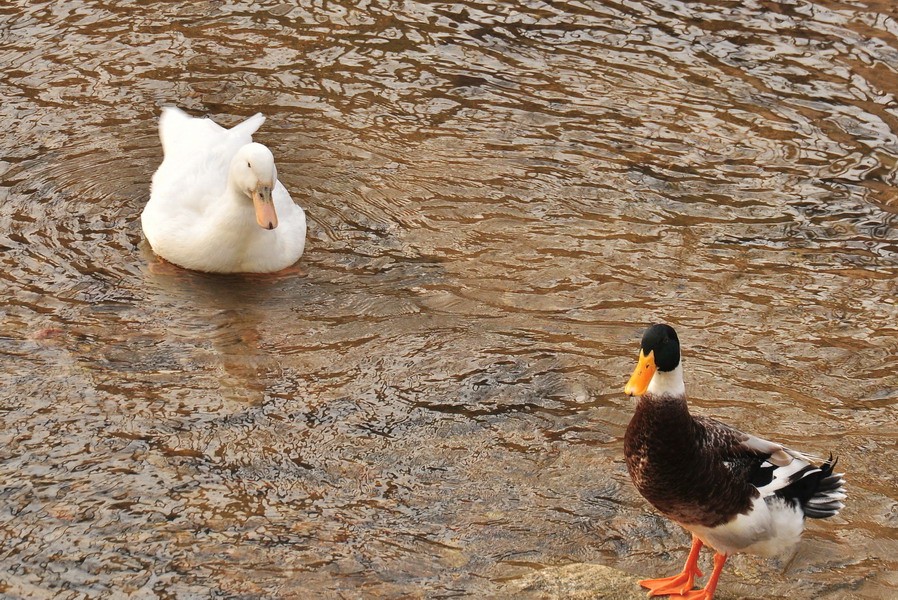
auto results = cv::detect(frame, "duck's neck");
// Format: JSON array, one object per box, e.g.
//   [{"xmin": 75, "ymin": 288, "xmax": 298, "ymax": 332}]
[
  {"xmin": 213, "ymin": 181, "xmax": 257, "ymax": 231},
  {"xmin": 627, "ymin": 363, "xmax": 691, "ymax": 448},
  {"xmin": 193, "ymin": 183, "xmax": 259, "ymax": 259},
  {"xmin": 647, "ymin": 363, "xmax": 686, "ymax": 398}
]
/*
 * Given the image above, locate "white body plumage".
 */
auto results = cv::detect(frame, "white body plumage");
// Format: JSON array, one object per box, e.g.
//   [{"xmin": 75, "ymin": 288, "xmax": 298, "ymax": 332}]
[{"xmin": 142, "ymin": 107, "xmax": 307, "ymax": 274}]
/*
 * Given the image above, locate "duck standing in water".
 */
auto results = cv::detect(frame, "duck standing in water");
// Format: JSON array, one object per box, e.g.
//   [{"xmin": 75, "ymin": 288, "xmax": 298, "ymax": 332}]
[
  {"xmin": 623, "ymin": 324, "xmax": 845, "ymax": 600},
  {"xmin": 142, "ymin": 107, "xmax": 307, "ymax": 274}
]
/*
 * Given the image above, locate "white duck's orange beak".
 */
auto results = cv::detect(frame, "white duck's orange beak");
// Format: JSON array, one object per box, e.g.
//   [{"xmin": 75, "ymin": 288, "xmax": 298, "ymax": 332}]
[
  {"xmin": 625, "ymin": 350, "xmax": 656, "ymax": 396},
  {"xmin": 253, "ymin": 184, "xmax": 278, "ymax": 230}
]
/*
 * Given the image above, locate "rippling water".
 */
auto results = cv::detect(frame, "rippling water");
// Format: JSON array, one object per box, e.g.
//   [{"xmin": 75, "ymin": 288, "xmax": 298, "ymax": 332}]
[{"xmin": 1, "ymin": 0, "xmax": 897, "ymax": 598}]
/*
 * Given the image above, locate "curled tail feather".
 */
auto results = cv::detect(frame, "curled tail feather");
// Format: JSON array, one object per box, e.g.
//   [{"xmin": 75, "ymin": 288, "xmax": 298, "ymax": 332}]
[{"xmin": 803, "ymin": 456, "xmax": 846, "ymax": 519}]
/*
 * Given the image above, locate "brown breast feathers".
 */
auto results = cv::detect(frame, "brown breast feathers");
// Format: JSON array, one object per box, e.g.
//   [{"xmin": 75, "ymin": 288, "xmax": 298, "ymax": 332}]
[{"xmin": 624, "ymin": 395, "xmax": 761, "ymax": 528}]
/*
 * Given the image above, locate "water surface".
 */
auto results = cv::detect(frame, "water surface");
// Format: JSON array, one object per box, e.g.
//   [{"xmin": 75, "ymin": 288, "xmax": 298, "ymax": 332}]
[{"xmin": 1, "ymin": 0, "xmax": 897, "ymax": 598}]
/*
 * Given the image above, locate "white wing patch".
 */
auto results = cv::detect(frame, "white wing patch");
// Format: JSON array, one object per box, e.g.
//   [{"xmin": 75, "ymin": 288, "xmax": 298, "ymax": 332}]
[
  {"xmin": 739, "ymin": 432, "xmax": 821, "ymax": 466},
  {"xmin": 755, "ymin": 456, "xmax": 814, "ymax": 497}
]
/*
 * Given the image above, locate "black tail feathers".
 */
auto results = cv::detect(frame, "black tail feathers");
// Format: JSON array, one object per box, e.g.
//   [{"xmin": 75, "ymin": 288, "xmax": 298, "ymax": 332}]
[{"xmin": 802, "ymin": 455, "xmax": 846, "ymax": 519}]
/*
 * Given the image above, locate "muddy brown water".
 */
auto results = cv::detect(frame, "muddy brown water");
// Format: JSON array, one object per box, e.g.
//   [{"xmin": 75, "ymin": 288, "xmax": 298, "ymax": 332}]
[{"xmin": 1, "ymin": 1, "xmax": 897, "ymax": 598}]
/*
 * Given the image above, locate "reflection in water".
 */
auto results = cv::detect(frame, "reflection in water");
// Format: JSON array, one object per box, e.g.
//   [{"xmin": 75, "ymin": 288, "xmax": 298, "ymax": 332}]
[{"xmin": 1, "ymin": 0, "xmax": 897, "ymax": 597}]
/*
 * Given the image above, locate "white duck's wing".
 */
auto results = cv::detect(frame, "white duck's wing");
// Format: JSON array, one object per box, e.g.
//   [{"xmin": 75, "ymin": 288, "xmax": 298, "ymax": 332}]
[
  {"xmin": 159, "ymin": 106, "xmax": 222, "ymax": 159},
  {"xmin": 149, "ymin": 108, "xmax": 265, "ymax": 216},
  {"xmin": 158, "ymin": 107, "xmax": 264, "ymax": 162}
]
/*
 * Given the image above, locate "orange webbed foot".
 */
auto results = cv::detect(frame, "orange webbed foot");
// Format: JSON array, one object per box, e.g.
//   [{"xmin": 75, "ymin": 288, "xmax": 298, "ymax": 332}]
[
  {"xmin": 638, "ymin": 535, "xmax": 704, "ymax": 596},
  {"xmin": 664, "ymin": 552, "xmax": 728, "ymax": 600},
  {"xmin": 667, "ymin": 589, "xmax": 713, "ymax": 600},
  {"xmin": 639, "ymin": 568, "xmax": 702, "ymax": 597}
]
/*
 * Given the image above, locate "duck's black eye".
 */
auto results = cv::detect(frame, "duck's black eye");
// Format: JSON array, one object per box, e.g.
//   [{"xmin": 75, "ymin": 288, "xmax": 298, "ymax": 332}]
[{"xmin": 247, "ymin": 162, "xmax": 252, "ymax": 168}]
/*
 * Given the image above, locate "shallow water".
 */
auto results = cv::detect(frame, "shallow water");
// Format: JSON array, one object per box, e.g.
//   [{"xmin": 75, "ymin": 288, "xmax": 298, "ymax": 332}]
[{"xmin": 1, "ymin": 0, "xmax": 897, "ymax": 598}]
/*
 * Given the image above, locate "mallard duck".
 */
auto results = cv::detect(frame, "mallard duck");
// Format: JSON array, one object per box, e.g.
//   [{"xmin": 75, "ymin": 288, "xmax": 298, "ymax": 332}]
[
  {"xmin": 624, "ymin": 324, "xmax": 845, "ymax": 600},
  {"xmin": 141, "ymin": 107, "xmax": 307, "ymax": 273}
]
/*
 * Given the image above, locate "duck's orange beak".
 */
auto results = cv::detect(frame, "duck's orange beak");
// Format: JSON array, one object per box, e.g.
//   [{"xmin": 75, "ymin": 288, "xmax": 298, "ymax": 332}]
[
  {"xmin": 253, "ymin": 184, "xmax": 278, "ymax": 230},
  {"xmin": 625, "ymin": 350, "xmax": 656, "ymax": 396}
]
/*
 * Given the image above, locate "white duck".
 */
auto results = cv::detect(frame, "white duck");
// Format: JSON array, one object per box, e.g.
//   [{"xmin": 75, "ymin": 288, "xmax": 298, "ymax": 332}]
[{"xmin": 142, "ymin": 107, "xmax": 307, "ymax": 273}]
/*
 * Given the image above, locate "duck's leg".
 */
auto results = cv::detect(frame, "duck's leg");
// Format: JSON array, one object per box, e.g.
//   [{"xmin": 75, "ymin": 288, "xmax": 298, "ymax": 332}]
[
  {"xmin": 670, "ymin": 552, "xmax": 728, "ymax": 600},
  {"xmin": 639, "ymin": 535, "xmax": 704, "ymax": 596}
]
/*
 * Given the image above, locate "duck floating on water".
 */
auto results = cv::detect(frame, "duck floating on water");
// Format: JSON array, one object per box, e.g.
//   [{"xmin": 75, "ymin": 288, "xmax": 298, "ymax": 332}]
[
  {"xmin": 142, "ymin": 107, "xmax": 307, "ymax": 274},
  {"xmin": 623, "ymin": 324, "xmax": 845, "ymax": 600}
]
